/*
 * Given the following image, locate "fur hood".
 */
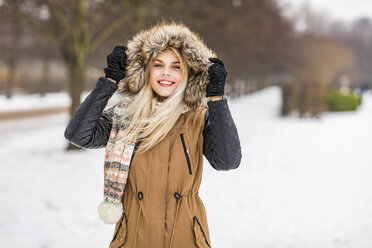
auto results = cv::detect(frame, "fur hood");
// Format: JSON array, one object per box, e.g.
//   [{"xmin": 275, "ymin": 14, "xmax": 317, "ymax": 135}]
[{"xmin": 118, "ymin": 22, "xmax": 216, "ymax": 110}]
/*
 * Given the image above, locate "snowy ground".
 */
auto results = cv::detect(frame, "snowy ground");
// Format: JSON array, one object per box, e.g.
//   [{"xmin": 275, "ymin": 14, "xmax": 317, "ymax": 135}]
[
  {"xmin": 1, "ymin": 86, "xmax": 371, "ymax": 248},
  {"xmin": 0, "ymin": 89, "xmax": 123, "ymax": 113},
  {"xmin": 0, "ymin": 91, "xmax": 70, "ymax": 113}
]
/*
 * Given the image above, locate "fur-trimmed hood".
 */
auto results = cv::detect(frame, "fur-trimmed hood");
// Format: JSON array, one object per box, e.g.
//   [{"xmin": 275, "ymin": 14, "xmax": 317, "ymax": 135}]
[{"xmin": 118, "ymin": 22, "xmax": 216, "ymax": 110}]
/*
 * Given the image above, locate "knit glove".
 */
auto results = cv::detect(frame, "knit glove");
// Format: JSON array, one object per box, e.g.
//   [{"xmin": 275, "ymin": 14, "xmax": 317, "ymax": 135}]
[
  {"xmin": 104, "ymin": 46, "xmax": 128, "ymax": 83},
  {"xmin": 206, "ymin": 58, "xmax": 228, "ymax": 97}
]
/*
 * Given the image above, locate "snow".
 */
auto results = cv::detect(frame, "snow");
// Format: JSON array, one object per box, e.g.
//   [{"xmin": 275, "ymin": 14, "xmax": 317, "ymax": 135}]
[
  {"xmin": 0, "ymin": 92, "xmax": 70, "ymax": 112},
  {"xmin": 1, "ymin": 86, "xmax": 371, "ymax": 248},
  {"xmin": 0, "ymin": 90, "xmax": 123, "ymax": 113}
]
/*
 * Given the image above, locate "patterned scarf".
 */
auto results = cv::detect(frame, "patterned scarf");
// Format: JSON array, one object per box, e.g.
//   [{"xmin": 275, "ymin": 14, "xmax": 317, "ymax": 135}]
[
  {"xmin": 98, "ymin": 97, "xmax": 190, "ymax": 224},
  {"xmin": 98, "ymin": 97, "xmax": 135, "ymax": 224},
  {"xmin": 98, "ymin": 97, "xmax": 172, "ymax": 224}
]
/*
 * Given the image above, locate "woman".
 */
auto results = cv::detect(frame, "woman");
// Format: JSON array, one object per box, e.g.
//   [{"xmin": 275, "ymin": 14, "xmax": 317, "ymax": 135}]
[{"xmin": 64, "ymin": 22, "xmax": 241, "ymax": 248}]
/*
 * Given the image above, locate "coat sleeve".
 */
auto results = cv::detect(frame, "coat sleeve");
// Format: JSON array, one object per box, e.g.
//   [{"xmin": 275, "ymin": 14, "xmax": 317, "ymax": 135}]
[
  {"xmin": 202, "ymin": 98, "xmax": 242, "ymax": 170},
  {"xmin": 64, "ymin": 77, "xmax": 118, "ymax": 149}
]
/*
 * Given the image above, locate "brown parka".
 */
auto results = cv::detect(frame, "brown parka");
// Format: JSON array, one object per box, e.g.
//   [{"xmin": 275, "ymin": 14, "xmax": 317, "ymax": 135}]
[{"xmin": 110, "ymin": 107, "xmax": 211, "ymax": 248}]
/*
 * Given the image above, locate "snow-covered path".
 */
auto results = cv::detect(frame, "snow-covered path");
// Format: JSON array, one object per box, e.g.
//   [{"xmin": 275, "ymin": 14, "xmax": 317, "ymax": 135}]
[{"xmin": 1, "ymin": 86, "xmax": 371, "ymax": 248}]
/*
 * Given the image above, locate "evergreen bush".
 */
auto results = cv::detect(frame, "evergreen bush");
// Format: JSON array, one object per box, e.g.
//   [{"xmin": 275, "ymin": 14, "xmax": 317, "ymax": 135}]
[{"xmin": 326, "ymin": 90, "xmax": 361, "ymax": 112}]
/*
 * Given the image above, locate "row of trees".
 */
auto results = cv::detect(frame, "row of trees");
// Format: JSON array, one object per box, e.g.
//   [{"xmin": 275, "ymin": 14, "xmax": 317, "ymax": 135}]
[
  {"xmin": 0, "ymin": 0, "xmax": 371, "ymax": 120},
  {"xmin": 280, "ymin": 3, "xmax": 371, "ymax": 117},
  {"xmin": 0, "ymin": 0, "xmax": 294, "ymax": 112},
  {"xmin": 1, "ymin": 0, "xmax": 154, "ymax": 118},
  {"xmin": 281, "ymin": 34, "xmax": 353, "ymax": 117}
]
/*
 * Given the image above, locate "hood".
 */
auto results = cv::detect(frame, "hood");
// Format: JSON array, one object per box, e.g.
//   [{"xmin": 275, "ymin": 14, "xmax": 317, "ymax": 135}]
[{"xmin": 118, "ymin": 22, "xmax": 217, "ymax": 110}]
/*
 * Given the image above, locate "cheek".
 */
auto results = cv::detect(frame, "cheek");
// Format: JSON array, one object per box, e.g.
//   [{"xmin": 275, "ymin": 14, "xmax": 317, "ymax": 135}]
[
  {"xmin": 149, "ymin": 70, "xmax": 155, "ymax": 82},
  {"xmin": 149, "ymin": 70, "xmax": 158, "ymax": 87},
  {"xmin": 175, "ymin": 71, "xmax": 182, "ymax": 85}
]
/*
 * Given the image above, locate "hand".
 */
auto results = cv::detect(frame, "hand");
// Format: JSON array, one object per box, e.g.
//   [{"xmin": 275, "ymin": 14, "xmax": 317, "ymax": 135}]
[
  {"xmin": 104, "ymin": 46, "xmax": 128, "ymax": 83},
  {"xmin": 206, "ymin": 58, "xmax": 227, "ymax": 97}
]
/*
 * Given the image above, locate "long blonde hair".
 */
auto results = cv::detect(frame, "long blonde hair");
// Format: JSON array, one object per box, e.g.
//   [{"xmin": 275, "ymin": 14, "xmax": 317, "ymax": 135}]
[{"xmin": 119, "ymin": 47, "xmax": 189, "ymax": 153}]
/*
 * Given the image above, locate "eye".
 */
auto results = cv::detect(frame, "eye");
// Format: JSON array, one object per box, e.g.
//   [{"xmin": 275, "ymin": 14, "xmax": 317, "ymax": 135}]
[
  {"xmin": 154, "ymin": 63, "xmax": 163, "ymax": 67},
  {"xmin": 173, "ymin": 65, "xmax": 181, "ymax": 69}
]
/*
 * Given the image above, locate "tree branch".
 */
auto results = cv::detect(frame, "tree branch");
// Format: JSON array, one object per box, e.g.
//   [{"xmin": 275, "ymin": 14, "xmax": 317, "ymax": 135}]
[
  {"xmin": 89, "ymin": 13, "xmax": 130, "ymax": 54},
  {"xmin": 47, "ymin": 2, "xmax": 73, "ymax": 36},
  {"xmin": 16, "ymin": 14, "xmax": 62, "ymax": 45}
]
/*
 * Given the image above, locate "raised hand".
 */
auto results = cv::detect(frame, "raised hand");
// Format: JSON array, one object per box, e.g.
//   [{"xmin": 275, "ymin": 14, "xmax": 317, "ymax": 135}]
[
  {"xmin": 104, "ymin": 46, "xmax": 128, "ymax": 83},
  {"xmin": 206, "ymin": 58, "xmax": 228, "ymax": 97}
]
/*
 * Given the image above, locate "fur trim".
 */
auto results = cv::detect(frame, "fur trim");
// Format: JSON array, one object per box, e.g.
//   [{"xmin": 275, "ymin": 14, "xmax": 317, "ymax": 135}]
[
  {"xmin": 118, "ymin": 22, "xmax": 216, "ymax": 110},
  {"xmin": 98, "ymin": 201, "xmax": 123, "ymax": 224}
]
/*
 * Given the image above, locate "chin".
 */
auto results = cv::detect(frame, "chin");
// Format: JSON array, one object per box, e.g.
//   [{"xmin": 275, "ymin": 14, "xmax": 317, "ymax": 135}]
[{"xmin": 154, "ymin": 91, "xmax": 171, "ymax": 99}]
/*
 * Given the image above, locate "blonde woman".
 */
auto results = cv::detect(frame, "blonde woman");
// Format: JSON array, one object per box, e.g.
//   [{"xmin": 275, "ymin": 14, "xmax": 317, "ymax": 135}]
[{"xmin": 64, "ymin": 22, "xmax": 241, "ymax": 248}]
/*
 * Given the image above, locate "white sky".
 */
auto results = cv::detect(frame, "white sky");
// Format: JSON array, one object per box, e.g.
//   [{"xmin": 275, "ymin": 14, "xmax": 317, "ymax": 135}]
[{"xmin": 280, "ymin": 0, "xmax": 372, "ymax": 22}]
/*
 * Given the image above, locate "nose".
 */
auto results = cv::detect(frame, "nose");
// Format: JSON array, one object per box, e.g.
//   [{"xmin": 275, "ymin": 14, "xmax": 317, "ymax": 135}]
[{"xmin": 162, "ymin": 66, "xmax": 170, "ymax": 76}]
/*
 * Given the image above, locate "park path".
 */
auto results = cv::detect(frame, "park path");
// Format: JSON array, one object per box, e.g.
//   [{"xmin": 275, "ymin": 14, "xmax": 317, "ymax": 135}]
[{"xmin": 0, "ymin": 106, "xmax": 68, "ymax": 121}]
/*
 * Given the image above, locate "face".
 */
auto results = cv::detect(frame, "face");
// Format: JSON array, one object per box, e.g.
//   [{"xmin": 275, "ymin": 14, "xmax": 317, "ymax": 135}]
[{"xmin": 149, "ymin": 49, "xmax": 183, "ymax": 98}]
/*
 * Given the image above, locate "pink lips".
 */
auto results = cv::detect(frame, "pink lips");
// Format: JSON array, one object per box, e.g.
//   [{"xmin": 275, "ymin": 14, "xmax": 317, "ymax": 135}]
[{"xmin": 158, "ymin": 80, "xmax": 174, "ymax": 87}]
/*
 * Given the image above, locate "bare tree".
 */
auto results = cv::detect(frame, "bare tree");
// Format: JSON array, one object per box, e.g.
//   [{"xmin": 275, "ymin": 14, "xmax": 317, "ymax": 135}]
[
  {"xmin": 0, "ymin": 3, "xmax": 28, "ymax": 98},
  {"xmin": 330, "ymin": 17, "xmax": 372, "ymax": 91},
  {"xmin": 291, "ymin": 1, "xmax": 330, "ymax": 35},
  {"xmin": 290, "ymin": 34, "xmax": 354, "ymax": 117},
  {"xmin": 1, "ymin": 0, "xmax": 165, "ymax": 149},
  {"xmin": 164, "ymin": 0, "xmax": 296, "ymax": 97}
]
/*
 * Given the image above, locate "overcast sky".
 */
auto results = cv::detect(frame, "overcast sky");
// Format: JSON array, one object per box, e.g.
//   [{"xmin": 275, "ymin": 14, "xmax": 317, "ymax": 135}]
[{"xmin": 280, "ymin": 0, "xmax": 372, "ymax": 22}]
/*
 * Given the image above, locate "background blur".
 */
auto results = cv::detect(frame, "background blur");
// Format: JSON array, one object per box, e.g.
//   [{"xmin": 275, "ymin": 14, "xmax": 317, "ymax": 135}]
[{"xmin": 0, "ymin": 0, "xmax": 371, "ymax": 247}]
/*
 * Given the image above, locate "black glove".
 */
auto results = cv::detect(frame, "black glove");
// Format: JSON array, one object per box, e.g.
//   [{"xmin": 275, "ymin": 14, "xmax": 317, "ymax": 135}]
[
  {"xmin": 104, "ymin": 46, "xmax": 128, "ymax": 83},
  {"xmin": 206, "ymin": 58, "xmax": 227, "ymax": 97}
]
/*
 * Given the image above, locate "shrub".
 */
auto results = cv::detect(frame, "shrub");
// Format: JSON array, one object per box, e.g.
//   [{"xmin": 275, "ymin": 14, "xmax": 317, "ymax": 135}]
[{"xmin": 326, "ymin": 90, "xmax": 361, "ymax": 112}]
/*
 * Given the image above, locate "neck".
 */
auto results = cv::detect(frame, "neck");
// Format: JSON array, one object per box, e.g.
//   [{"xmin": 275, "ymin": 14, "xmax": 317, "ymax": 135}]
[{"xmin": 155, "ymin": 93, "xmax": 167, "ymax": 102}]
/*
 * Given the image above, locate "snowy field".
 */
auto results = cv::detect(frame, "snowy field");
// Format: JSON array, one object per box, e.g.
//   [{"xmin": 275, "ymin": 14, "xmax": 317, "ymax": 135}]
[
  {"xmin": 0, "ymin": 91, "xmax": 70, "ymax": 112},
  {"xmin": 0, "ymin": 86, "xmax": 371, "ymax": 248}
]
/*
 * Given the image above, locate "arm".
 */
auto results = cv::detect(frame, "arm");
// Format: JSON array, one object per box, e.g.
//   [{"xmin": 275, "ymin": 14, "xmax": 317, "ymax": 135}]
[
  {"xmin": 64, "ymin": 77, "xmax": 118, "ymax": 149},
  {"xmin": 65, "ymin": 45, "xmax": 128, "ymax": 149},
  {"xmin": 203, "ymin": 98, "xmax": 242, "ymax": 170}
]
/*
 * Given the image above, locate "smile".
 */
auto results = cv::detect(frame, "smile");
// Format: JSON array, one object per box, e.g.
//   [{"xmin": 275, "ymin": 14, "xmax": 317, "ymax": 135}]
[{"xmin": 158, "ymin": 80, "xmax": 175, "ymax": 87}]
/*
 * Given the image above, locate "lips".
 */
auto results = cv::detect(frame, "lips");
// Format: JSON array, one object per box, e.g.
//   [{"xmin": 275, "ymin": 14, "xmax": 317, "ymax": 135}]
[{"xmin": 158, "ymin": 80, "xmax": 174, "ymax": 87}]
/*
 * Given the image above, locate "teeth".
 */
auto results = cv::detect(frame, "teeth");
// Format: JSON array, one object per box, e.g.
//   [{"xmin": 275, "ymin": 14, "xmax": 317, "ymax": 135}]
[{"xmin": 159, "ymin": 81, "xmax": 173, "ymax": 85}]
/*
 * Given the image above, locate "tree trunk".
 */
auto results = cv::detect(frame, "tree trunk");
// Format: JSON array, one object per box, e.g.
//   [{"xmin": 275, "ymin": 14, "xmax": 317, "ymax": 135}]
[
  {"xmin": 280, "ymin": 81, "xmax": 293, "ymax": 116},
  {"xmin": 5, "ymin": 59, "xmax": 16, "ymax": 99},
  {"xmin": 39, "ymin": 57, "xmax": 51, "ymax": 96}
]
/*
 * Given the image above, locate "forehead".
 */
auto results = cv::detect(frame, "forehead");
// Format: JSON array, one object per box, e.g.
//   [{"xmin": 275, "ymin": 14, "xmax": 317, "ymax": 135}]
[{"xmin": 154, "ymin": 49, "xmax": 180, "ymax": 62}]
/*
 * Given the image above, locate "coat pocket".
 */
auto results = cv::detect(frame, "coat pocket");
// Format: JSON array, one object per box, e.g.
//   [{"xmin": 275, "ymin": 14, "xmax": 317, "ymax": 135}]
[
  {"xmin": 180, "ymin": 133, "xmax": 192, "ymax": 175},
  {"xmin": 109, "ymin": 213, "xmax": 127, "ymax": 248},
  {"xmin": 193, "ymin": 216, "xmax": 211, "ymax": 248}
]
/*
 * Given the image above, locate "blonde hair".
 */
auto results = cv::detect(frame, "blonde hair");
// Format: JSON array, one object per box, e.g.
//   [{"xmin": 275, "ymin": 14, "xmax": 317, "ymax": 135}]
[{"xmin": 119, "ymin": 47, "xmax": 189, "ymax": 153}]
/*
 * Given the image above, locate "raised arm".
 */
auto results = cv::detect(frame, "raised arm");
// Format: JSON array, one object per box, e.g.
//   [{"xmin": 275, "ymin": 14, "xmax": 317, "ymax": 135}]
[
  {"xmin": 64, "ymin": 77, "xmax": 118, "ymax": 149},
  {"xmin": 203, "ymin": 98, "xmax": 242, "ymax": 170},
  {"xmin": 64, "ymin": 45, "xmax": 128, "ymax": 149},
  {"xmin": 202, "ymin": 57, "xmax": 241, "ymax": 170}
]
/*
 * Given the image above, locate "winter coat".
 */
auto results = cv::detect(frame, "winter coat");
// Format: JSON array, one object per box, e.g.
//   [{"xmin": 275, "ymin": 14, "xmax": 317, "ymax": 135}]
[{"xmin": 64, "ymin": 23, "xmax": 241, "ymax": 248}]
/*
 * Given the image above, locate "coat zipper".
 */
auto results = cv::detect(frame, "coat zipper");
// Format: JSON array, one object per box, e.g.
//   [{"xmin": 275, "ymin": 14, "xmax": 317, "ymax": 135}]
[{"xmin": 180, "ymin": 133, "xmax": 192, "ymax": 175}]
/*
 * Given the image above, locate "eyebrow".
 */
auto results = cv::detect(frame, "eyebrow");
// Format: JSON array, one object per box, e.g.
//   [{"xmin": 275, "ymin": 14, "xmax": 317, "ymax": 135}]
[{"xmin": 154, "ymin": 59, "xmax": 180, "ymax": 64}]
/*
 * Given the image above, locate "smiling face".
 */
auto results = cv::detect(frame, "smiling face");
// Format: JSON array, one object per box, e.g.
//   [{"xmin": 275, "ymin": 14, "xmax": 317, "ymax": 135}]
[{"xmin": 149, "ymin": 49, "xmax": 183, "ymax": 99}]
